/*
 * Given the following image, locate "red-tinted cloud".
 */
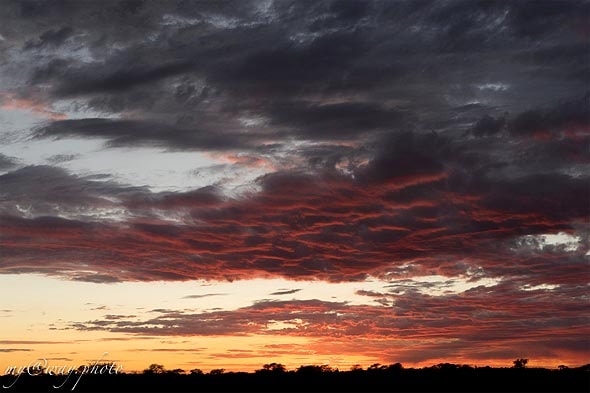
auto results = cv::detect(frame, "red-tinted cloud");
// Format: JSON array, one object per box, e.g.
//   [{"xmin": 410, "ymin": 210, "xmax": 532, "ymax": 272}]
[
  {"xmin": 66, "ymin": 291, "xmax": 590, "ymax": 365},
  {"xmin": 1, "ymin": 156, "xmax": 587, "ymax": 286}
]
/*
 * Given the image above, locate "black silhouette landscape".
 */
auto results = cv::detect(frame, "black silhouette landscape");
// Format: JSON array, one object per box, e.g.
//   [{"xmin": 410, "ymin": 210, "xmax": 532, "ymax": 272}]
[{"xmin": 2, "ymin": 361, "xmax": 589, "ymax": 392}]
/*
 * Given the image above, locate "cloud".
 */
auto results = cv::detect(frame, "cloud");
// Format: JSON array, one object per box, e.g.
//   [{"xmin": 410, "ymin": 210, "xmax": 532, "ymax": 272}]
[
  {"xmin": 0, "ymin": 165, "xmax": 144, "ymax": 219},
  {"xmin": 0, "ymin": 92, "xmax": 66, "ymax": 120},
  {"xmin": 104, "ymin": 314, "xmax": 137, "ymax": 320},
  {"xmin": 356, "ymin": 131, "xmax": 449, "ymax": 185},
  {"xmin": 506, "ymin": 0, "xmax": 589, "ymax": 39},
  {"xmin": 270, "ymin": 289, "xmax": 302, "ymax": 296},
  {"xmin": 508, "ymin": 94, "xmax": 590, "ymax": 138},
  {"xmin": 269, "ymin": 102, "xmax": 409, "ymax": 140},
  {"xmin": 4, "ymin": 0, "xmax": 583, "ymax": 151},
  {"xmin": 133, "ymin": 348, "xmax": 205, "ymax": 353},
  {"xmin": 0, "ymin": 154, "xmax": 19, "ymax": 171},
  {"xmin": 471, "ymin": 114, "xmax": 506, "ymax": 137},
  {"xmin": 34, "ymin": 119, "xmax": 261, "ymax": 151},
  {"xmin": 71, "ymin": 273, "xmax": 121, "ymax": 284},
  {"xmin": 0, "ymin": 147, "xmax": 587, "ymax": 285},
  {"xmin": 45, "ymin": 357, "xmax": 74, "ymax": 361},
  {"xmin": 23, "ymin": 26, "xmax": 73, "ymax": 50},
  {"xmin": 54, "ymin": 60, "xmax": 196, "ymax": 97},
  {"xmin": 66, "ymin": 290, "xmax": 589, "ymax": 364},
  {"xmin": 183, "ymin": 293, "xmax": 227, "ymax": 299},
  {"xmin": 46, "ymin": 154, "xmax": 78, "ymax": 164}
]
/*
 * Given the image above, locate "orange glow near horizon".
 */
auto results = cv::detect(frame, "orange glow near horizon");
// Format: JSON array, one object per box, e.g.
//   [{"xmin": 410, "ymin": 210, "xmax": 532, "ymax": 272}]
[
  {"xmin": 0, "ymin": 274, "xmax": 587, "ymax": 375},
  {"xmin": 1, "ymin": 333, "xmax": 587, "ymax": 375}
]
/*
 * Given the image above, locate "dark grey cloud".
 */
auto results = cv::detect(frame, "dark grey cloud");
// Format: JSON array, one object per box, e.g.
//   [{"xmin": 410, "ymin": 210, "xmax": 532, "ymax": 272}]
[
  {"xmin": 0, "ymin": 154, "xmax": 19, "ymax": 171},
  {"xmin": 508, "ymin": 94, "xmax": 590, "ymax": 137},
  {"xmin": 269, "ymin": 102, "xmax": 409, "ymax": 140},
  {"xmin": 506, "ymin": 0, "xmax": 588, "ymax": 39},
  {"xmin": 54, "ymin": 60, "xmax": 195, "ymax": 97},
  {"xmin": 34, "ymin": 118, "xmax": 264, "ymax": 151},
  {"xmin": 0, "ymin": 165, "xmax": 145, "ymax": 218},
  {"xmin": 1, "ymin": 0, "xmax": 584, "ymax": 154},
  {"xmin": 70, "ymin": 273, "xmax": 121, "ymax": 284},
  {"xmin": 356, "ymin": 131, "xmax": 449, "ymax": 185},
  {"xmin": 478, "ymin": 173, "xmax": 589, "ymax": 221},
  {"xmin": 23, "ymin": 26, "xmax": 73, "ymax": 50},
  {"xmin": 471, "ymin": 114, "xmax": 506, "ymax": 137}
]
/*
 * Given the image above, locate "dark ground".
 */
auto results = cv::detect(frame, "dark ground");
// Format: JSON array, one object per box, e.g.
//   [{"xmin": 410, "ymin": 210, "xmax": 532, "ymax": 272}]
[{"xmin": 1, "ymin": 365, "xmax": 588, "ymax": 392}]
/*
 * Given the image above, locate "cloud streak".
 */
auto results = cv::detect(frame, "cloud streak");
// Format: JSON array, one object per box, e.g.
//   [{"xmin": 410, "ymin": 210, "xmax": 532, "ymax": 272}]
[{"xmin": 68, "ymin": 290, "xmax": 589, "ymax": 364}]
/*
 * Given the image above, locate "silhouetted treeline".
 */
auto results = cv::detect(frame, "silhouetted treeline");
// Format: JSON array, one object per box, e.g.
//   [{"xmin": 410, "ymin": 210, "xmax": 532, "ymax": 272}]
[{"xmin": 1, "ymin": 362, "xmax": 588, "ymax": 392}]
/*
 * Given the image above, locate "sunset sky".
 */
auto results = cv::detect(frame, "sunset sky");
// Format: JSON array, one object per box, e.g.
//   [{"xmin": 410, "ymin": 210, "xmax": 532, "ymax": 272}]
[{"xmin": 0, "ymin": 0, "xmax": 589, "ymax": 374}]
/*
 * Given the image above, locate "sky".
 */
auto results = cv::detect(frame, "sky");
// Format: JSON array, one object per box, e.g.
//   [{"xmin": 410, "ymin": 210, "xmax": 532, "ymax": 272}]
[{"xmin": 0, "ymin": 0, "xmax": 589, "ymax": 374}]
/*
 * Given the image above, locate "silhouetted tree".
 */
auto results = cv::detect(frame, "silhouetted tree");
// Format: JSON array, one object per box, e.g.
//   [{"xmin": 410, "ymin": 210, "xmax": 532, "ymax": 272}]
[
  {"xmin": 386, "ymin": 363, "xmax": 404, "ymax": 372},
  {"xmin": 513, "ymin": 358, "xmax": 528, "ymax": 369},
  {"xmin": 296, "ymin": 365, "xmax": 334, "ymax": 374},
  {"xmin": 557, "ymin": 365, "xmax": 569, "ymax": 370},
  {"xmin": 143, "ymin": 364, "xmax": 165, "ymax": 374},
  {"xmin": 350, "ymin": 364, "xmax": 363, "ymax": 372},
  {"xmin": 209, "ymin": 369, "xmax": 225, "ymax": 375},
  {"xmin": 167, "ymin": 368, "xmax": 185, "ymax": 375},
  {"xmin": 368, "ymin": 363, "xmax": 388, "ymax": 371},
  {"xmin": 258, "ymin": 363, "xmax": 286, "ymax": 373},
  {"xmin": 319, "ymin": 365, "xmax": 335, "ymax": 373},
  {"xmin": 189, "ymin": 368, "xmax": 203, "ymax": 375},
  {"xmin": 434, "ymin": 363, "xmax": 459, "ymax": 371}
]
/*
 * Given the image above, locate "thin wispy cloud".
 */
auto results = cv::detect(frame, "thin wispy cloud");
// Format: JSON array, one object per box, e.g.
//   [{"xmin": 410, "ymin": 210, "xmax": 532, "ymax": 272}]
[
  {"xmin": 183, "ymin": 293, "xmax": 227, "ymax": 299},
  {"xmin": 270, "ymin": 289, "xmax": 302, "ymax": 296}
]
